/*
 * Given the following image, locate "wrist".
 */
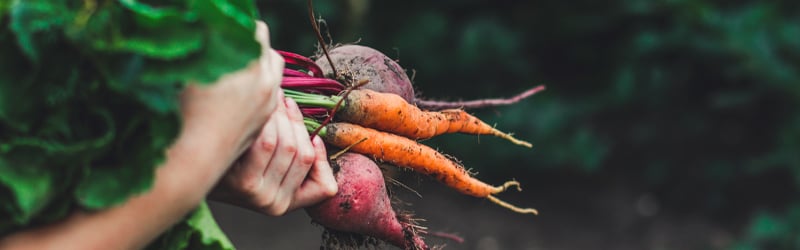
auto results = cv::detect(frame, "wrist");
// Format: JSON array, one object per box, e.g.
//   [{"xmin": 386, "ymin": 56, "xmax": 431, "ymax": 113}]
[{"xmin": 164, "ymin": 128, "xmax": 244, "ymax": 205}]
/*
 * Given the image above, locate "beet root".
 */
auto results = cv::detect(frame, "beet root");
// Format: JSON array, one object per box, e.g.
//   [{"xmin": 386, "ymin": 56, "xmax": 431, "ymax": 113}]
[
  {"xmin": 305, "ymin": 153, "xmax": 428, "ymax": 250},
  {"xmin": 316, "ymin": 45, "xmax": 416, "ymax": 102}
]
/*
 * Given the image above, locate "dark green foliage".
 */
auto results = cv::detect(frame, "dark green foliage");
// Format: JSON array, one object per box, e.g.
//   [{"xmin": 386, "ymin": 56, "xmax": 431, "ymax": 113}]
[
  {"xmin": 264, "ymin": 0, "xmax": 799, "ymax": 247},
  {"xmin": 1, "ymin": 0, "xmax": 258, "ymax": 248}
]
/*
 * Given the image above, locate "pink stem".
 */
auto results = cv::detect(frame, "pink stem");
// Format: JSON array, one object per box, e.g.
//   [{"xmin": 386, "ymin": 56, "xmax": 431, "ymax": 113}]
[
  {"xmin": 300, "ymin": 107, "xmax": 329, "ymax": 117},
  {"xmin": 283, "ymin": 68, "xmax": 312, "ymax": 77},
  {"xmin": 281, "ymin": 77, "xmax": 345, "ymax": 95},
  {"xmin": 277, "ymin": 50, "xmax": 324, "ymax": 77},
  {"xmin": 415, "ymin": 85, "xmax": 546, "ymax": 111},
  {"xmin": 281, "ymin": 77, "xmax": 345, "ymax": 90}
]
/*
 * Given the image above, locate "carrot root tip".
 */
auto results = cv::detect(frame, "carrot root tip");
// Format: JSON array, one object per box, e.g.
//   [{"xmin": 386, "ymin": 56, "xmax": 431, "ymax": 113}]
[
  {"xmin": 493, "ymin": 130, "xmax": 533, "ymax": 148},
  {"xmin": 487, "ymin": 195, "xmax": 538, "ymax": 215},
  {"xmin": 495, "ymin": 180, "xmax": 522, "ymax": 193}
]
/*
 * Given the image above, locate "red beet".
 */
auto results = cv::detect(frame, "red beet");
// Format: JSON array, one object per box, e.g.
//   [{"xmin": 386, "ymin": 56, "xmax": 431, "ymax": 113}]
[
  {"xmin": 315, "ymin": 45, "xmax": 416, "ymax": 102},
  {"xmin": 305, "ymin": 153, "xmax": 428, "ymax": 250}
]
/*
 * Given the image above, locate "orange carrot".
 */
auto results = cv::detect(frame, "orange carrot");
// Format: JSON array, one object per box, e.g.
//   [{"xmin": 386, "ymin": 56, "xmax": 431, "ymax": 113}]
[
  {"xmin": 317, "ymin": 121, "xmax": 538, "ymax": 215},
  {"xmin": 337, "ymin": 89, "xmax": 531, "ymax": 147}
]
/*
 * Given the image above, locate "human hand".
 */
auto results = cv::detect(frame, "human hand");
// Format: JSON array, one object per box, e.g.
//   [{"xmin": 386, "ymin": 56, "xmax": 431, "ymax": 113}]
[
  {"xmin": 210, "ymin": 95, "xmax": 338, "ymax": 216},
  {"xmin": 177, "ymin": 21, "xmax": 284, "ymax": 169}
]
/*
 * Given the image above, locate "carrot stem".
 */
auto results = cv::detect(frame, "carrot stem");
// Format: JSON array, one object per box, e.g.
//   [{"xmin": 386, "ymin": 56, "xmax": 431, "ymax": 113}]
[
  {"xmin": 304, "ymin": 118, "xmax": 327, "ymax": 136},
  {"xmin": 284, "ymin": 89, "xmax": 342, "ymax": 109}
]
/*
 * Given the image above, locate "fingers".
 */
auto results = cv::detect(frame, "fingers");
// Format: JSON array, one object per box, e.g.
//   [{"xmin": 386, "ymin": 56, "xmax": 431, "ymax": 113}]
[
  {"xmin": 234, "ymin": 119, "xmax": 278, "ymax": 194},
  {"xmin": 269, "ymin": 98, "xmax": 316, "ymax": 215},
  {"xmin": 210, "ymin": 73, "xmax": 336, "ymax": 215},
  {"xmin": 215, "ymin": 110, "xmax": 279, "ymax": 206},
  {"xmin": 289, "ymin": 136, "xmax": 338, "ymax": 210},
  {"xmin": 261, "ymin": 104, "xmax": 295, "ymax": 210},
  {"xmin": 279, "ymin": 98, "xmax": 315, "ymax": 190},
  {"xmin": 254, "ymin": 20, "xmax": 282, "ymax": 116},
  {"xmin": 310, "ymin": 136, "xmax": 338, "ymax": 195},
  {"xmin": 256, "ymin": 20, "xmax": 284, "ymax": 90},
  {"xmin": 255, "ymin": 21, "xmax": 272, "ymax": 53},
  {"xmin": 281, "ymin": 98, "xmax": 315, "ymax": 186}
]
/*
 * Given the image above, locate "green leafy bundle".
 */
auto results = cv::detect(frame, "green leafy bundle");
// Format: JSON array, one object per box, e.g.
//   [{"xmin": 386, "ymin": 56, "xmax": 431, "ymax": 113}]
[{"xmin": 1, "ymin": 0, "xmax": 260, "ymax": 248}]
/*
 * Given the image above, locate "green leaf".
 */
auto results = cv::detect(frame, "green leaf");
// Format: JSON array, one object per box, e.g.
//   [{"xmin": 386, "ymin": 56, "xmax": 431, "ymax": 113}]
[
  {"xmin": 69, "ymin": 1, "xmax": 203, "ymax": 61},
  {"xmin": 74, "ymin": 111, "xmax": 178, "ymax": 209},
  {"xmin": 140, "ymin": 31, "xmax": 259, "ymax": 85},
  {"xmin": 185, "ymin": 202, "xmax": 235, "ymax": 250},
  {"xmin": 146, "ymin": 201, "xmax": 234, "ymax": 250},
  {"xmin": 207, "ymin": 0, "xmax": 257, "ymax": 30},
  {"xmin": 8, "ymin": 0, "xmax": 70, "ymax": 64},
  {"xmin": 133, "ymin": 84, "xmax": 182, "ymax": 114},
  {"xmin": 0, "ymin": 158, "xmax": 56, "ymax": 224},
  {"xmin": 74, "ymin": 163, "xmax": 155, "ymax": 209},
  {"xmin": 119, "ymin": 0, "xmax": 198, "ymax": 28},
  {"xmin": 146, "ymin": 223, "xmax": 194, "ymax": 250},
  {"xmin": 92, "ymin": 28, "xmax": 204, "ymax": 60}
]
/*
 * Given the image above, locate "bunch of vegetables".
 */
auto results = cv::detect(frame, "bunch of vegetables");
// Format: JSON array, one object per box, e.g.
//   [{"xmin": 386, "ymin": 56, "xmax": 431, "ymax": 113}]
[
  {"xmin": 1, "ymin": 0, "xmax": 542, "ymax": 249},
  {"xmin": 277, "ymin": 44, "xmax": 543, "ymax": 249}
]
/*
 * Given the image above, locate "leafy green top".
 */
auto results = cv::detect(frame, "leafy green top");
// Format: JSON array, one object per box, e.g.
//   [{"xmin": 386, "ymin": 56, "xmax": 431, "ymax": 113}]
[{"xmin": 1, "ymin": 0, "xmax": 261, "ymax": 248}]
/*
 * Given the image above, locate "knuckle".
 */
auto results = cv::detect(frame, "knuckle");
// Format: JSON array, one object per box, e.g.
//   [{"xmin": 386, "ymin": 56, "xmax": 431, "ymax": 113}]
[
  {"xmin": 263, "ymin": 201, "xmax": 290, "ymax": 216},
  {"xmin": 236, "ymin": 176, "xmax": 262, "ymax": 194},
  {"xmin": 254, "ymin": 194, "xmax": 275, "ymax": 211},
  {"xmin": 259, "ymin": 138, "xmax": 277, "ymax": 152},
  {"xmin": 281, "ymin": 144, "xmax": 297, "ymax": 155},
  {"xmin": 298, "ymin": 152, "xmax": 315, "ymax": 166}
]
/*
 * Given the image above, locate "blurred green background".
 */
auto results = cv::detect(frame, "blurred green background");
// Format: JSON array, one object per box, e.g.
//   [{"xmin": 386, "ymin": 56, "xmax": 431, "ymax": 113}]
[{"xmin": 246, "ymin": 0, "xmax": 800, "ymax": 249}]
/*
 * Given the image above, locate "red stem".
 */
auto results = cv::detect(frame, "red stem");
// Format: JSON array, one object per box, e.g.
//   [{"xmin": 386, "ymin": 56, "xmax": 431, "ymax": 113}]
[
  {"xmin": 281, "ymin": 77, "xmax": 345, "ymax": 90},
  {"xmin": 283, "ymin": 68, "xmax": 312, "ymax": 77},
  {"xmin": 281, "ymin": 77, "xmax": 345, "ymax": 95},
  {"xmin": 277, "ymin": 50, "xmax": 324, "ymax": 77},
  {"xmin": 300, "ymin": 107, "xmax": 329, "ymax": 117}
]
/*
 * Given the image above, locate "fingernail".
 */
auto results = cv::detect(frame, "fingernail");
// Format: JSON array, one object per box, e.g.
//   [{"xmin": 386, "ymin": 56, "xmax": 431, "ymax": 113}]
[{"xmin": 312, "ymin": 136, "xmax": 323, "ymax": 146}]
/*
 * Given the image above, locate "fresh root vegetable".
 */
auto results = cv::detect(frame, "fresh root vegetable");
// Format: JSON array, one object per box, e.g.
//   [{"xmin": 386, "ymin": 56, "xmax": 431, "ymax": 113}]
[
  {"xmin": 337, "ymin": 89, "xmax": 532, "ymax": 147},
  {"xmin": 306, "ymin": 153, "xmax": 429, "ymax": 250},
  {"xmin": 282, "ymin": 6, "xmax": 543, "ymax": 248},
  {"xmin": 286, "ymin": 89, "xmax": 533, "ymax": 148},
  {"xmin": 315, "ymin": 45, "xmax": 416, "ymax": 102},
  {"xmin": 308, "ymin": 120, "xmax": 538, "ymax": 215}
]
